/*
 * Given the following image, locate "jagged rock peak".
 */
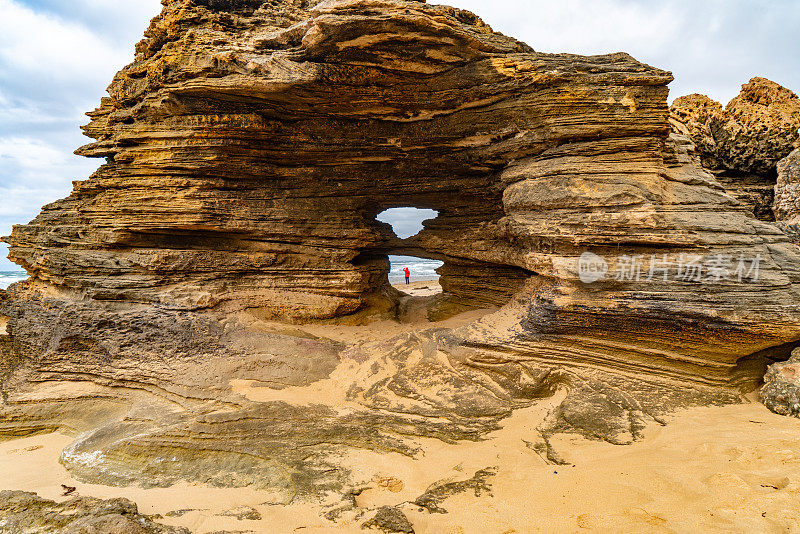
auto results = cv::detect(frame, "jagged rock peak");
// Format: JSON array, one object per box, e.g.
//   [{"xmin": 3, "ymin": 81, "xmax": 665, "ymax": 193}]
[{"xmin": 670, "ymin": 77, "xmax": 800, "ymax": 175}]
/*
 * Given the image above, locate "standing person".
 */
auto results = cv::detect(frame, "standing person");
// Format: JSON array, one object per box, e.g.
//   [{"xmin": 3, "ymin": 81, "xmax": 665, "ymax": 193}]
[{"xmin": 403, "ymin": 267, "xmax": 410, "ymax": 285}]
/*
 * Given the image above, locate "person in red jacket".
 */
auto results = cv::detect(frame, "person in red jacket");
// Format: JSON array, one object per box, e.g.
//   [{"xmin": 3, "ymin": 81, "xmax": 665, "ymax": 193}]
[{"xmin": 403, "ymin": 267, "xmax": 410, "ymax": 285}]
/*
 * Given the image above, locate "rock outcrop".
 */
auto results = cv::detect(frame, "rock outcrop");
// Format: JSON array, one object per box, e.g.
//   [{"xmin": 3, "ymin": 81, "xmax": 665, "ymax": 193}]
[
  {"xmin": 0, "ymin": 491, "xmax": 189, "ymax": 534},
  {"xmin": 362, "ymin": 506, "xmax": 415, "ymax": 533},
  {"xmin": 671, "ymin": 78, "xmax": 800, "ymax": 175},
  {"xmin": 762, "ymin": 347, "xmax": 800, "ymax": 418},
  {"xmin": 2, "ymin": 0, "xmax": 800, "ymax": 509},
  {"xmin": 670, "ymin": 78, "xmax": 800, "ymax": 220},
  {"xmin": 774, "ymin": 148, "xmax": 800, "ymax": 228}
]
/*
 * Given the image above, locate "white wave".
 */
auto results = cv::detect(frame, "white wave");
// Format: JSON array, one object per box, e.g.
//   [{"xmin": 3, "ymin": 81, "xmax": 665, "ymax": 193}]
[
  {"xmin": 388, "ymin": 256, "xmax": 442, "ymax": 283},
  {"xmin": 0, "ymin": 272, "xmax": 28, "ymax": 290}
]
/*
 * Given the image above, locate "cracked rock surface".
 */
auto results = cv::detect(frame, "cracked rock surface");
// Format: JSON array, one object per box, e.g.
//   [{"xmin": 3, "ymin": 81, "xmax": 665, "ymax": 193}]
[{"xmin": 0, "ymin": 490, "xmax": 189, "ymax": 534}]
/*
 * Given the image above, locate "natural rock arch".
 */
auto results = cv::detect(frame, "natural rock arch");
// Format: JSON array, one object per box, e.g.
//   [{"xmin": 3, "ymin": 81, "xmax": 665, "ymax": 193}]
[
  {"xmin": 4, "ymin": 0, "xmax": 800, "ymax": 387},
  {"xmin": 4, "ymin": 0, "xmax": 800, "ymax": 502}
]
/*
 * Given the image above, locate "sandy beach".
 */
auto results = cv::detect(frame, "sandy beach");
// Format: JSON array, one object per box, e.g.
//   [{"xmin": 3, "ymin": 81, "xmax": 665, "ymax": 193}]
[
  {"xmin": 392, "ymin": 279, "xmax": 442, "ymax": 298},
  {"xmin": 2, "ymin": 400, "xmax": 799, "ymax": 533},
  {"xmin": 3, "ymin": 284, "xmax": 799, "ymax": 533}
]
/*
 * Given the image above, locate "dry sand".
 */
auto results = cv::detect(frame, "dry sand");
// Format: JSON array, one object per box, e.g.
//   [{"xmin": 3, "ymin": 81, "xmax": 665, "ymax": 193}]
[
  {"xmin": 3, "ymin": 402, "xmax": 800, "ymax": 532},
  {"xmin": 392, "ymin": 279, "xmax": 442, "ymax": 298}
]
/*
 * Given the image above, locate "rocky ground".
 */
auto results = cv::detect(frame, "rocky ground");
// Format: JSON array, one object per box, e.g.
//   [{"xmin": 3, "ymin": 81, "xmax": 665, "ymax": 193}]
[
  {"xmin": 392, "ymin": 280, "xmax": 442, "ymax": 298},
  {"xmin": 2, "ymin": 368, "xmax": 800, "ymax": 532}
]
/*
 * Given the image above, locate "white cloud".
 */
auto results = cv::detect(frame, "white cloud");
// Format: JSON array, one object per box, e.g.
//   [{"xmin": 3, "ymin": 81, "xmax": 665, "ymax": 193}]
[
  {"xmin": 457, "ymin": 0, "xmax": 682, "ymax": 55},
  {"xmin": 0, "ymin": 137, "xmax": 83, "ymax": 176},
  {"xmin": 0, "ymin": 136, "xmax": 97, "ymax": 218},
  {"xmin": 8, "ymin": 0, "xmax": 162, "ymax": 46},
  {"xmin": 0, "ymin": 0, "xmax": 128, "ymax": 84},
  {"xmin": 442, "ymin": 0, "xmax": 800, "ymax": 104},
  {"xmin": 0, "ymin": 0, "xmax": 160, "ymax": 269}
]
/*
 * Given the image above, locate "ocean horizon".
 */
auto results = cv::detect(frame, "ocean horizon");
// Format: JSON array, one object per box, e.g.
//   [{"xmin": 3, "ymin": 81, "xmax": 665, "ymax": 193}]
[{"xmin": 388, "ymin": 255, "xmax": 442, "ymax": 284}]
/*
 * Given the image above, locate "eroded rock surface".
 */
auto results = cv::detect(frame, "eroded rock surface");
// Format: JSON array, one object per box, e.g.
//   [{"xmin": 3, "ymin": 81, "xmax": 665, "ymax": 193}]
[
  {"xmin": 413, "ymin": 467, "xmax": 495, "ymax": 514},
  {"xmin": 362, "ymin": 506, "xmax": 415, "ymax": 533},
  {"xmin": 0, "ymin": 490, "xmax": 189, "ymax": 534},
  {"xmin": 671, "ymin": 78, "xmax": 800, "ymax": 175},
  {"xmin": 774, "ymin": 148, "xmax": 800, "ymax": 234},
  {"xmin": 1, "ymin": 0, "xmax": 800, "ymax": 523},
  {"xmin": 762, "ymin": 347, "xmax": 800, "ymax": 418},
  {"xmin": 670, "ymin": 77, "xmax": 800, "ymax": 220}
]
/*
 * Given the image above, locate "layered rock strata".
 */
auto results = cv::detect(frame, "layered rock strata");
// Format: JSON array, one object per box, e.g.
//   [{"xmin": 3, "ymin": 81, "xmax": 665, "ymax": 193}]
[
  {"xmin": 6, "ymin": 0, "xmax": 800, "ymax": 379},
  {"xmin": 1, "ymin": 0, "xmax": 800, "ymax": 506}
]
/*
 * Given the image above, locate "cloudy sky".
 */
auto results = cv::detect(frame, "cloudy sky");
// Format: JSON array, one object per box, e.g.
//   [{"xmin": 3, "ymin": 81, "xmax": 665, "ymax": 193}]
[{"xmin": 0, "ymin": 0, "xmax": 798, "ymax": 269}]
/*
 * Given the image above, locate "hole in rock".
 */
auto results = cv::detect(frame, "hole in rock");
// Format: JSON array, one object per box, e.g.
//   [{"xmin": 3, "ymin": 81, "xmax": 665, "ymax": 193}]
[
  {"xmin": 389, "ymin": 255, "xmax": 444, "ymax": 293},
  {"xmin": 356, "ymin": 204, "xmax": 533, "ymax": 322},
  {"xmin": 388, "ymin": 254, "xmax": 445, "ymax": 323},
  {"xmin": 733, "ymin": 338, "xmax": 800, "ymax": 392},
  {"xmin": 376, "ymin": 207, "xmax": 438, "ymax": 239}
]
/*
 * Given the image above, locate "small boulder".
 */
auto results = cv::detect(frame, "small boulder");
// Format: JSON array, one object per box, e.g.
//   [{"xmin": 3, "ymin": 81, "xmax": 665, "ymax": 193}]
[
  {"xmin": 762, "ymin": 348, "xmax": 800, "ymax": 417},
  {"xmin": 362, "ymin": 506, "xmax": 414, "ymax": 533}
]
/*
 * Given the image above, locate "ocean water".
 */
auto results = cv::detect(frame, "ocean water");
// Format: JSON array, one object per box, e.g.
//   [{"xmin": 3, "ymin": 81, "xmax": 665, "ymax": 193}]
[
  {"xmin": 0, "ymin": 271, "xmax": 28, "ymax": 290},
  {"xmin": 388, "ymin": 255, "xmax": 443, "ymax": 283}
]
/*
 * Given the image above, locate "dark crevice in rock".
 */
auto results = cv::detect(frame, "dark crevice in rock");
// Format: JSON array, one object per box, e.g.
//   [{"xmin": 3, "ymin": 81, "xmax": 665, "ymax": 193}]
[{"xmin": 732, "ymin": 338, "xmax": 800, "ymax": 391}]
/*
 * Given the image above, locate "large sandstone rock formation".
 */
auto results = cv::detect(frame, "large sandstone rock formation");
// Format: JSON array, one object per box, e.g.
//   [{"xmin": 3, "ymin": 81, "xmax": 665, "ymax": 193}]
[{"xmin": 2, "ymin": 0, "xmax": 800, "ymax": 505}]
